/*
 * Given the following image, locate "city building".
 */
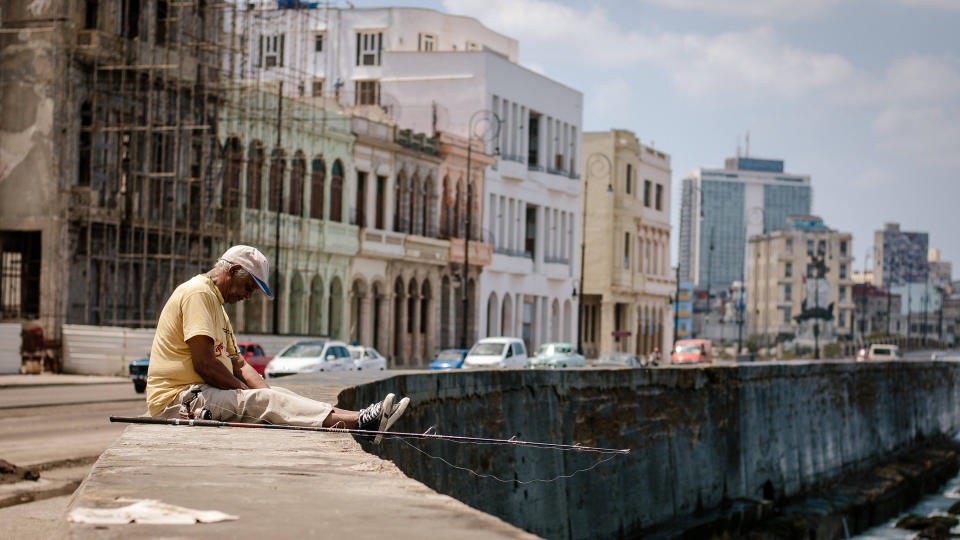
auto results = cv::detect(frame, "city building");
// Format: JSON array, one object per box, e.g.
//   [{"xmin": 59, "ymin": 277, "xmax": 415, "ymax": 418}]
[
  {"xmin": 678, "ymin": 156, "xmax": 812, "ymax": 293},
  {"xmin": 891, "ymin": 282, "xmax": 946, "ymax": 339},
  {"xmin": 928, "ymin": 248, "xmax": 953, "ymax": 290},
  {"xmin": 852, "ymin": 269, "xmax": 874, "ymax": 284},
  {"xmin": 0, "ymin": 1, "xmax": 246, "ymax": 343},
  {"xmin": 673, "ymin": 281, "xmax": 694, "ymax": 341},
  {"xmin": 238, "ymin": 4, "xmax": 583, "ymax": 354},
  {"xmin": 218, "ymin": 85, "xmax": 358, "ymax": 341},
  {"xmin": 746, "ymin": 216, "xmax": 854, "ymax": 343},
  {"xmin": 852, "ymin": 283, "xmax": 902, "ymax": 339},
  {"xmin": 579, "ymin": 130, "xmax": 674, "ymax": 358},
  {"xmin": 873, "ymin": 222, "xmax": 928, "ymax": 288}
]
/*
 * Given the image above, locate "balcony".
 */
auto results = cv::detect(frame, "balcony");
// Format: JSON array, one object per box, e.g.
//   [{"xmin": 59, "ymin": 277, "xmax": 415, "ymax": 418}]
[
  {"xmin": 489, "ymin": 251, "xmax": 534, "ymax": 275},
  {"xmin": 449, "ymin": 238, "xmax": 492, "ymax": 266},
  {"xmin": 241, "ymin": 209, "xmax": 358, "ymax": 256},
  {"xmin": 405, "ymin": 235, "xmax": 449, "ymax": 266},
  {"xmin": 543, "ymin": 261, "xmax": 570, "ymax": 281},
  {"xmin": 358, "ymin": 229, "xmax": 406, "ymax": 258}
]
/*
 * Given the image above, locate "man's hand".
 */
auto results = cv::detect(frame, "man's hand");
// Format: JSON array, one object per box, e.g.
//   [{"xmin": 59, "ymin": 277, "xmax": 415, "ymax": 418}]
[
  {"xmin": 187, "ymin": 335, "xmax": 248, "ymax": 390},
  {"xmin": 230, "ymin": 352, "xmax": 268, "ymax": 389}
]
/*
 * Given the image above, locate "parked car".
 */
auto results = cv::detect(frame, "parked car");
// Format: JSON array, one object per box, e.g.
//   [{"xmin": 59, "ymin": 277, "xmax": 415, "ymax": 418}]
[
  {"xmin": 264, "ymin": 340, "xmax": 352, "ymax": 378},
  {"xmin": 463, "ymin": 337, "xmax": 528, "ymax": 369},
  {"xmin": 129, "ymin": 355, "xmax": 150, "ymax": 393},
  {"xmin": 237, "ymin": 341, "xmax": 271, "ymax": 376},
  {"xmin": 594, "ymin": 352, "xmax": 640, "ymax": 368},
  {"xmin": 672, "ymin": 339, "xmax": 714, "ymax": 364},
  {"xmin": 429, "ymin": 349, "xmax": 468, "ymax": 370},
  {"xmin": 347, "ymin": 346, "xmax": 387, "ymax": 371},
  {"xmin": 868, "ymin": 344, "xmax": 902, "ymax": 361},
  {"xmin": 855, "ymin": 348, "xmax": 869, "ymax": 362},
  {"xmin": 528, "ymin": 342, "xmax": 585, "ymax": 368}
]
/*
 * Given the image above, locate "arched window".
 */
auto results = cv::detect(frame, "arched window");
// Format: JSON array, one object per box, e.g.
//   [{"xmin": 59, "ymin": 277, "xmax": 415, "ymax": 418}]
[
  {"xmin": 288, "ymin": 151, "xmax": 305, "ymax": 216},
  {"xmin": 453, "ymin": 180, "xmax": 462, "ymax": 239},
  {"xmin": 423, "ymin": 175, "xmax": 433, "ymax": 237},
  {"xmin": 408, "ymin": 174, "xmax": 418, "ymax": 235},
  {"xmin": 222, "ymin": 137, "xmax": 242, "ymax": 209},
  {"xmin": 439, "ymin": 176, "xmax": 450, "ymax": 238},
  {"xmin": 330, "ymin": 159, "xmax": 344, "ymax": 222},
  {"xmin": 310, "ymin": 157, "xmax": 325, "ymax": 219},
  {"xmin": 246, "ymin": 142, "xmax": 264, "ymax": 209},
  {"xmin": 393, "ymin": 171, "xmax": 406, "ymax": 232},
  {"xmin": 268, "ymin": 149, "xmax": 286, "ymax": 212}
]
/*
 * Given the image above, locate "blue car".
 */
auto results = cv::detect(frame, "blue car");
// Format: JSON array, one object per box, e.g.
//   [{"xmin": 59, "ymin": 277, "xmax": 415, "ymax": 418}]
[
  {"xmin": 429, "ymin": 349, "xmax": 468, "ymax": 370},
  {"xmin": 129, "ymin": 356, "xmax": 149, "ymax": 393}
]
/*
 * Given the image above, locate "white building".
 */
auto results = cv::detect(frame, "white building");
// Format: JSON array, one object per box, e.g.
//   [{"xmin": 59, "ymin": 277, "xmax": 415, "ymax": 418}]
[{"xmin": 234, "ymin": 4, "xmax": 583, "ymax": 352}]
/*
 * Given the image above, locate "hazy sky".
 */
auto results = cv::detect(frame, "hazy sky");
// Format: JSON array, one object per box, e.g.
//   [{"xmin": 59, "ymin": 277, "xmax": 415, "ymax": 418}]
[{"xmin": 348, "ymin": 0, "xmax": 959, "ymax": 272}]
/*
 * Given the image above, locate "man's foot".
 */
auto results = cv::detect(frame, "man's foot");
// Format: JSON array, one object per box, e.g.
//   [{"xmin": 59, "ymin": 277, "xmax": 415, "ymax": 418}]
[{"xmin": 357, "ymin": 393, "xmax": 411, "ymax": 444}]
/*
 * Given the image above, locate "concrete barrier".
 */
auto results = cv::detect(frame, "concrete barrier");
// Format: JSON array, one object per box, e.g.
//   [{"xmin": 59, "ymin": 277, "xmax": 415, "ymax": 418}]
[{"xmin": 342, "ymin": 361, "xmax": 960, "ymax": 539}]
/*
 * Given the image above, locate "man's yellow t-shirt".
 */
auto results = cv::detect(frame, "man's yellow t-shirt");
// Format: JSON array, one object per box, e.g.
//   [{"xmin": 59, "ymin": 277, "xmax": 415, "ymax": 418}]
[{"xmin": 146, "ymin": 274, "xmax": 237, "ymax": 415}]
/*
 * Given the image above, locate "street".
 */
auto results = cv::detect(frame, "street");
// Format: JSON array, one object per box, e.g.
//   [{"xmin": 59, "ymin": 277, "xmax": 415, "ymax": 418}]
[{"xmin": 0, "ymin": 378, "xmax": 144, "ymax": 538}]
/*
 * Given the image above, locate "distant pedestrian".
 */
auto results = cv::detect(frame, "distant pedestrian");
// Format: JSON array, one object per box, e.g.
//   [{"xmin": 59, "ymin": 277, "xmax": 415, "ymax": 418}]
[{"xmin": 145, "ymin": 245, "xmax": 408, "ymax": 433}]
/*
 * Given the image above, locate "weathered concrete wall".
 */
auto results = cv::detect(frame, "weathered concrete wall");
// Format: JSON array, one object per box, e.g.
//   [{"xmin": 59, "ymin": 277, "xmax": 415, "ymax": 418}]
[{"xmin": 342, "ymin": 361, "xmax": 960, "ymax": 540}]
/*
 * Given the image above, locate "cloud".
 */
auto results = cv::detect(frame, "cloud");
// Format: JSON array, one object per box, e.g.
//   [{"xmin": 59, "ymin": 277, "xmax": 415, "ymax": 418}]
[
  {"xmin": 641, "ymin": 0, "xmax": 849, "ymax": 19},
  {"xmin": 890, "ymin": 0, "xmax": 960, "ymax": 9},
  {"xmin": 882, "ymin": 56, "xmax": 960, "ymax": 102},
  {"xmin": 873, "ymin": 105, "xmax": 960, "ymax": 166},
  {"xmin": 444, "ymin": 0, "xmax": 856, "ymax": 98}
]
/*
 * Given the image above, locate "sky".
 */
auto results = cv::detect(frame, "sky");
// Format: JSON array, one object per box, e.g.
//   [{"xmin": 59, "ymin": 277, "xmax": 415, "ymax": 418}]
[{"xmin": 347, "ymin": 0, "xmax": 960, "ymax": 273}]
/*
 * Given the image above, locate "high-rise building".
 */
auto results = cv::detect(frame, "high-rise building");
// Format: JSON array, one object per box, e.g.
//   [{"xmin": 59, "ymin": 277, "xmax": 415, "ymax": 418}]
[
  {"xmin": 678, "ymin": 157, "xmax": 812, "ymax": 294},
  {"xmin": 928, "ymin": 248, "xmax": 953, "ymax": 290},
  {"xmin": 873, "ymin": 223, "xmax": 928, "ymax": 288}
]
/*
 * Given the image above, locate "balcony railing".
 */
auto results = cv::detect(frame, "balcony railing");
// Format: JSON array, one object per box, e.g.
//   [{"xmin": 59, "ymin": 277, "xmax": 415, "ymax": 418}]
[
  {"xmin": 546, "ymin": 167, "xmax": 566, "ymax": 176},
  {"xmin": 568, "ymin": 172, "xmax": 580, "ymax": 180},
  {"xmin": 527, "ymin": 164, "xmax": 544, "ymax": 172},
  {"xmin": 501, "ymin": 154, "xmax": 524, "ymax": 164},
  {"xmin": 544, "ymin": 256, "xmax": 570, "ymax": 265}
]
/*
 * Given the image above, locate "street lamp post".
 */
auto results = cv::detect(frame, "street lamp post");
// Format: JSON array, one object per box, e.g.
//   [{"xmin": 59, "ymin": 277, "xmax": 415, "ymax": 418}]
[
  {"xmin": 460, "ymin": 110, "xmax": 501, "ymax": 349},
  {"xmin": 577, "ymin": 152, "xmax": 612, "ymax": 356}
]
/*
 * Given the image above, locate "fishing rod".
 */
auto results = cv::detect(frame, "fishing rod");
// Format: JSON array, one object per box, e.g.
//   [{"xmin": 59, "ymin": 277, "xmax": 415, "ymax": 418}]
[{"xmin": 110, "ymin": 416, "xmax": 630, "ymax": 454}]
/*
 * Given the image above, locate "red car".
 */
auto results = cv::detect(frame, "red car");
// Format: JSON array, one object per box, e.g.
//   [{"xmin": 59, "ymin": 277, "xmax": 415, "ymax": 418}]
[{"xmin": 237, "ymin": 341, "xmax": 271, "ymax": 376}]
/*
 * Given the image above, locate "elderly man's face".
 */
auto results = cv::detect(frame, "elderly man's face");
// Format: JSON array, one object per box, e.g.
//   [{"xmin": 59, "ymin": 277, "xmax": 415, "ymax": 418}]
[{"xmin": 224, "ymin": 266, "xmax": 259, "ymax": 304}]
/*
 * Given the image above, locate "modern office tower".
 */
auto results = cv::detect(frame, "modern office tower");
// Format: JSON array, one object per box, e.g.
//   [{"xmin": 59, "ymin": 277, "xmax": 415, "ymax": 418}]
[{"xmin": 679, "ymin": 156, "xmax": 812, "ymax": 294}]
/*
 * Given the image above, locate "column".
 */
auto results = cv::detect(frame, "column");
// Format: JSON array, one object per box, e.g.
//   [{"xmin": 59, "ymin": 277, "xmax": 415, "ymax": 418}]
[
  {"xmin": 360, "ymin": 293, "xmax": 373, "ymax": 346},
  {"xmin": 600, "ymin": 300, "xmax": 615, "ymax": 356}
]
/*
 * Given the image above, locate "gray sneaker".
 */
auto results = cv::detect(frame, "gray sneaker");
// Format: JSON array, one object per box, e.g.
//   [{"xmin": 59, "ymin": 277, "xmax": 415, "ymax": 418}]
[{"xmin": 375, "ymin": 395, "xmax": 410, "ymax": 444}]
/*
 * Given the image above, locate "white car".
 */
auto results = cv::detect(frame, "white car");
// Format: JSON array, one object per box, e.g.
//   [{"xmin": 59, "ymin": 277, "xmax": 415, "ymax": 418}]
[
  {"xmin": 463, "ymin": 337, "xmax": 528, "ymax": 369},
  {"xmin": 264, "ymin": 340, "xmax": 352, "ymax": 378},
  {"xmin": 347, "ymin": 346, "xmax": 387, "ymax": 371}
]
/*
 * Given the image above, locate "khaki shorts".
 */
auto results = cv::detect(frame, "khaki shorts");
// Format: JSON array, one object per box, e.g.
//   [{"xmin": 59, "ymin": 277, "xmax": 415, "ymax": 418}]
[{"xmin": 155, "ymin": 384, "xmax": 334, "ymax": 427}]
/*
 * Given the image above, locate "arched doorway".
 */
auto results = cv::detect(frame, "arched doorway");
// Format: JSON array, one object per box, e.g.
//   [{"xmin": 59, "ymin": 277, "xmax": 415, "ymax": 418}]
[
  {"xmin": 393, "ymin": 278, "xmax": 405, "ymax": 364},
  {"xmin": 486, "ymin": 292, "xmax": 499, "ymax": 338},
  {"xmin": 551, "ymin": 299, "xmax": 560, "ymax": 342},
  {"xmin": 350, "ymin": 278, "xmax": 367, "ymax": 345},
  {"xmin": 501, "ymin": 293, "xmax": 513, "ymax": 338},
  {"xmin": 441, "ymin": 275, "xmax": 451, "ymax": 347},
  {"xmin": 288, "ymin": 272, "xmax": 305, "ymax": 335},
  {"xmin": 420, "ymin": 280, "xmax": 432, "ymax": 361},
  {"xmin": 309, "ymin": 275, "xmax": 324, "ymax": 335},
  {"xmin": 563, "ymin": 300, "xmax": 572, "ymax": 342},
  {"xmin": 328, "ymin": 276, "xmax": 343, "ymax": 339}
]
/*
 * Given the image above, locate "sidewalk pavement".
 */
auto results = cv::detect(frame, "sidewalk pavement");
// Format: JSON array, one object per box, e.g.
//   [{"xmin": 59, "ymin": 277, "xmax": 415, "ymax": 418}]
[{"xmin": 0, "ymin": 374, "xmax": 129, "ymax": 388}]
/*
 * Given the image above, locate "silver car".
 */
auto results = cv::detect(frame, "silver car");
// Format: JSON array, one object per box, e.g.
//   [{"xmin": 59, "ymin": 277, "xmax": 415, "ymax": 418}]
[
  {"xmin": 265, "ymin": 340, "xmax": 352, "ymax": 378},
  {"xmin": 347, "ymin": 346, "xmax": 387, "ymax": 371}
]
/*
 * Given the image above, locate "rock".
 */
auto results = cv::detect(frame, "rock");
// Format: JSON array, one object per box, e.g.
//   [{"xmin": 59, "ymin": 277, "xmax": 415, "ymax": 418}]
[{"xmin": 896, "ymin": 514, "xmax": 958, "ymax": 532}]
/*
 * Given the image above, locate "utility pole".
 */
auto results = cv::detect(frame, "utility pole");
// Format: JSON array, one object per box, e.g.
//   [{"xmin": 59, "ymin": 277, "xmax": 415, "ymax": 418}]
[
  {"xmin": 672, "ymin": 264, "xmax": 680, "ymax": 351},
  {"xmin": 272, "ymin": 82, "xmax": 284, "ymax": 335},
  {"xmin": 461, "ymin": 110, "xmax": 500, "ymax": 349}
]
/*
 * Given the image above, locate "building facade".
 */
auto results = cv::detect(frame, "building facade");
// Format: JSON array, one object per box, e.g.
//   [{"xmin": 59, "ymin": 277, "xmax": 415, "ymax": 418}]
[
  {"xmin": 873, "ymin": 222, "xmax": 928, "ymax": 288},
  {"xmin": 217, "ymin": 86, "xmax": 357, "ymax": 342},
  {"xmin": 679, "ymin": 157, "xmax": 812, "ymax": 295},
  {"xmin": 852, "ymin": 283, "xmax": 902, "ymax": 339},
  {"xmin": 0, "ymin": 1, "xmax": 246, "ymax": 342},
  {"xmin": 237, "ymin": 4, "xmax": 582, "ymax": 355},
  {"xmin": 579, "ymin": 130, "xmax": 674, "ymax": 358},
  {"xmin": 747, "ymin": 216, "xmax": 855, "ymax": 342}
]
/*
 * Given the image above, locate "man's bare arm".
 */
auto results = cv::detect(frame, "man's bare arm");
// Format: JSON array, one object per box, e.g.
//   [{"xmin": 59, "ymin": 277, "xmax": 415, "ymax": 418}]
[
  {"xmin": 230, "ymin": 354, "xmax": 269, "ymax": 389},
  {"xmin": 187, "ymin": 335, "xmax": 249, "ymax": 390}
]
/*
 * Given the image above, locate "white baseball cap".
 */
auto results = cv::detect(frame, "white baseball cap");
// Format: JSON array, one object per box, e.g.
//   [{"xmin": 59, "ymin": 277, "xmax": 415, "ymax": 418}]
[{"xmin": 219, "ymin": 245, "xmax": 274, "ymax": 298}]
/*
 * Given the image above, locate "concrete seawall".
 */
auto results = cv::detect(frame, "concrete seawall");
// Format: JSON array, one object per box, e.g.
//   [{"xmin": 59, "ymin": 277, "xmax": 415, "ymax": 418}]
[{"xmin": 342, "ymin": 361, "xmax": 960, "ymax": 539}]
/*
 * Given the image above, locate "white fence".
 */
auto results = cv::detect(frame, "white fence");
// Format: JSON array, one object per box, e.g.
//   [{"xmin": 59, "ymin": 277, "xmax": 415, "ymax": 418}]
[
  {"xmin": 61, "ymin": 324, "xmax": 317, "ymax": 375},
  {"xmin": 0, "ymin": 323, "xmax": 21, "ymax": 374}
]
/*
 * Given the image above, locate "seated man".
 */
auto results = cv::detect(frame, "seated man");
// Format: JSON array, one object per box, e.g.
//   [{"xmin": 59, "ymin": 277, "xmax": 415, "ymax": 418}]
[{"xmin": 146, "ymin": 244, "xmax": 407, "ymax": 436}]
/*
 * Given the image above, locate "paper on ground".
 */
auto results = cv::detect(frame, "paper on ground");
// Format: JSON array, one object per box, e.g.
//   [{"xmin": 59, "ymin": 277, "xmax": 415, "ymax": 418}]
[{"xmin": 68, "ymin": 499, "xmax": 238, "ymax": 525}]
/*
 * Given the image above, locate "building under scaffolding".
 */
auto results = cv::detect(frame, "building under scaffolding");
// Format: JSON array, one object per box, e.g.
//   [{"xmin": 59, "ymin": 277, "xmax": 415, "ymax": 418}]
[{"xmin": 0, "ymin": 1, "xmax": 250, "ymax": 341}]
